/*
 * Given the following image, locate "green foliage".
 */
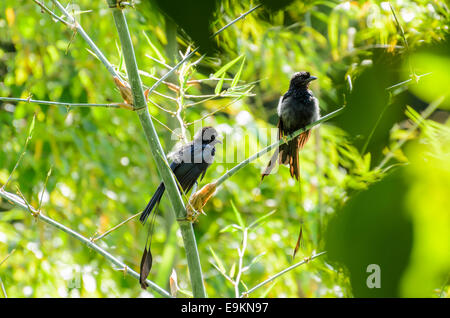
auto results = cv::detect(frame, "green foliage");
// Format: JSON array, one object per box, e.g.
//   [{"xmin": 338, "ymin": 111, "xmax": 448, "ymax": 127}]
[{"xmin": 0, "ymin": 0, "xmax": 449, "ymax": 298}]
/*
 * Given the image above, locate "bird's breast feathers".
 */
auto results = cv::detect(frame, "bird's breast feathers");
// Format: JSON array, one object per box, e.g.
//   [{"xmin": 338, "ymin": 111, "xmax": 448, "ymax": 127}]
[{"xmin": 277, "ymin": 91, "xmax": 320, "ymax": 130}]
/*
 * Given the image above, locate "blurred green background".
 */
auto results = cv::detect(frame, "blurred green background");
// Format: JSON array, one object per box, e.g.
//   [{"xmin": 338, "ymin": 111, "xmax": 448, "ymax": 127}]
[{"xmin": 0, "ymin": 0, "xmax": 449, "ymax": 297}]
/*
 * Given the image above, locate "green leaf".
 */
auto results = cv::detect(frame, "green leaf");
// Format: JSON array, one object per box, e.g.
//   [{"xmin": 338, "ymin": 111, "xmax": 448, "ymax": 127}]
[
  {"xmin": 115, "ymin": 40, "xmax": 124, "ymax": 72},
  {"xmin": 229, "ymin": 262, "xmax": 236, "ymax": 279},
  {"xmin": 219, "ymin": 224, "xmax": 240, "ymax": 233},
  {"xmin": 248, "ymin": 210, "xmax": 276, "ymax": 230},
  {"xmin": 143, "ymin": 31, "xmax": 166, "ymax": 63},
  {"xmin": 362, "ymin": 153, "xmax": 371, "ymax": 172},
  {"xmin": 231, "ymin": 57, "xmax": 246, "ymax": 88},
  {"xmin": 27, "ymin": 113, "xmax": 36, "ymax": 139},
  {"xmin": 405, "ymin": 105, "xmax": 422, "ymax": 124},
  {"xmin": 213, "ymin": 54, "xmax": 244, "ymax": 78},
  {"xmin": 230, "ymin": 200, "xmax": 245, "ymax": 228},
  {"xmin": 215, "ymin": 73, "xmax": 225, "ymax": 95},
  {"xmin": 208, "ymin": 246, "xmax": 226, "ymax": 273}
]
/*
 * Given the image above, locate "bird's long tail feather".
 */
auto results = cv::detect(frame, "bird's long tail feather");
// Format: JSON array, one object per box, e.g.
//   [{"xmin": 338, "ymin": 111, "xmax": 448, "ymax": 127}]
[
  {"xmin": 261, "ymin": 124, "xmax": 311, "ymax": 181},
  {"xmin": 140, "ymin": 183, "xmax": 165, "ymax": 224},
  {"xmin": 139, "ymin": 182, "xmax": 165, "ymax": 289},
  {"xmin": 280, "ymin": 130, "xmax": 311, "ymax": 181}
]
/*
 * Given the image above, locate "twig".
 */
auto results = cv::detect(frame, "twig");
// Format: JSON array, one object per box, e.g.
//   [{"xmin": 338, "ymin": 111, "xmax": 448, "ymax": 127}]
[
  {"xmin": 212, "ymin": 4, "xmax": 262, "ymax": 38},
  {"xmin": 385, "ymin": 72, "xmax": 432, "ymax": 91},
  {"xmin": 389, "ymin": 2, "xmax": 416, "ymax": 78},
  {"xmin": 38, "ymin": 166, "xmax": 52, "ymax": 213},
  {"xmin": 139, "ymin": 69, "xmax": 181, "ymax": 92},
  {"xmin": 0, "ymin": 188, "xmax": 171, "ymax": 298},
  {"xmin": 146, "ymin": 97, "xmax": 176, "ymax": 114},
  {"xmin": 0, "ymin": 97, "xmax": 122, "ymax": 109},
  {"xmin": 1, "ymin": 114, "xmax": 35, "ymax": 190},
  {"xmin": 234, "ymin": 228, "xmax": 248, "ymax": 297},
  {"xmin": 241, "ymin": 251, "xmax": 326, "ymax": 297},
  {"xmin": 33, "ymin": 0, "xmax": 71, "ymax": 26},
  {"xmin": 146, "ymin": 49, "xmax": 199, "ymax": 99},
  {"xmin": 186, "ymin": 91, "xmax": 251, "ymax": 126},
  {"xmin": 0, "ymin": 277, "xmax": 6, "ymax": 298},
  {"xmin": 145, "ymin": 54, "xmax": 173, "ymax": 70},
  {"xmin": 92, "ymin": 211, "xmax": 141, "ymax": 242},
  {"xmin": 0, "ymin": 249, "xmax": 16, "ymax": 267}
]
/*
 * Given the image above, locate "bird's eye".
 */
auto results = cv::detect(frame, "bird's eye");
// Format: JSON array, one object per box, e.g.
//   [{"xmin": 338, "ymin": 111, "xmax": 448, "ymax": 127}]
[{"xmin": 211, "ymin": 135, "xmax": 215, "ymax": 141}]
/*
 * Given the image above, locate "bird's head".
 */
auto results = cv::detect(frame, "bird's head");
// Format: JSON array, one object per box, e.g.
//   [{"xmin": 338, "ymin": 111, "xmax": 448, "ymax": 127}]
[
  {"xmin": 289, "ymin": 71, "xmax": 317, "ymax": 89},
  {"xmin": 195, "ymin": 126, "xmax": 222, "ymax": 145}
]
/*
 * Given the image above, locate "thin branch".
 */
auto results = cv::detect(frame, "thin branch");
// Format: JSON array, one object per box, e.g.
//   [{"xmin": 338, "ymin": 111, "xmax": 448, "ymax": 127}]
[
  {"xmin": 389, "ymin": 2, "xmax": 416, "ymax": 78},
  {"xmin": 139, "ymin": 70, "xmax": 181, "ymax": 92},
  {"xmin": 146, "ymin": 49, "xmax": 199, "ymax": 99},
  {"xmin": 149, "ymin": 113, "xmax": 178, "ymax": 135},
  {"xmin": 212, "ymin": 4, "xmax": 262, "ymax": 38},
  {"xmin": 241, "ymin": 251, "xmax": 326, "ymax": 297},
  {"xmin": 92, "ymin": 211, "xmax": 141, "ymax": 242},
  {"xmin": 0, "ymin": 249, "xmax": 16, "ymax": 267},
  {"xmin": 146, "ymin": 97, "xmax": 176, "ymax": 114},
  {"xmin": 210, "ymin": 262, "xmax": 235, "ymax": 285},
  {"xmin": 145, "ymin": 54, "xmax": 173, "ymax": 70},
  {"xmin": 1, "ymin": 114, "xmax": 35, "ymax": 191},
  {"xmin": 186, "ymin": 77, "xmax": 234, "ymax": 84},
  {"xmin": 0, "ymin": 277, "xmax": 6, "ymax": 298},
  {"xmin": 234, "ymin": 228, "xmax": 248, "ymax": 297},
  {"xmin": 0, "ymin": 97, "xmax": 122, "ymax": 109},
  {"xmin": 186, "ymin": 92, "xmax": 251, "ymax": 126},
  {"xmin": 33, "ymin": 0, "xmax": 71, "ymax": 26},
  {"xmin": 385, "ymin": 72, "xmax": 432, "ymax": 91},
  {"xmin": 0, "ymin": 188, "xmax": 171, "ymax": 298}
]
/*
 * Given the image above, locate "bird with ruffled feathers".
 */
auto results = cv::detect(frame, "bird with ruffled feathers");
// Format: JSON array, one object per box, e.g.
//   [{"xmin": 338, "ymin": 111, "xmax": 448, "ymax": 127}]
[{"xmin": 262, "ymin": 71, "xmax": 320, "ymax": 181}]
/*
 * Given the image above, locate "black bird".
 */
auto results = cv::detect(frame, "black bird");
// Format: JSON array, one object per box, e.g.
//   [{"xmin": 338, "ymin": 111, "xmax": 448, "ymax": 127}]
[
  {"xmin": 262, "ymin": 71, "xmax": 320, "ymax": 181},
  {"xmin": 139, "ymin": 126, "xmax": 221, "ymax": 289}
]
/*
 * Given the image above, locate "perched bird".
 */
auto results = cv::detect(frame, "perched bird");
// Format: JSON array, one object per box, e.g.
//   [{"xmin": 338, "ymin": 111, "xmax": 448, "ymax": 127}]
[
  {"xmin": 261, "ymin": 71, "xmax": 320, "ymax": 259},
  {"xmin": 139, "ymin": 126, "xmax": 221, "ymax": 289},
  {"xmin": 262, "ymin": 71, "xmax": 320, "ymax": 181}
]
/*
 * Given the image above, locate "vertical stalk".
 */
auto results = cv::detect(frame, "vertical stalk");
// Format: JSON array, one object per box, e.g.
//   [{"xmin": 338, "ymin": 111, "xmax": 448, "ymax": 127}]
[{"xmin": 106, "ymin": 1, "xmax": 206, "ymax": 297}]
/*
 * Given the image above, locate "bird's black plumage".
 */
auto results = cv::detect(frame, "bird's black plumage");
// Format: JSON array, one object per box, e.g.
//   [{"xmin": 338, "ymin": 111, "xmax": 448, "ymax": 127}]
[
  {"xmin": 139, "ymin": 126, "xmax": 220, "ymax": 289},
  {"xmin": 262, "ymin": 71, "xmax": 320, "ymax": 181}
]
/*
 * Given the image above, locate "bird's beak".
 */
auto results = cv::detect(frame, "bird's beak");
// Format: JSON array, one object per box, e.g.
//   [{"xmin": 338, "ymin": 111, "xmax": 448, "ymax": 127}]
[
  {"xmin": 307, "ymin": 76, "xmax": 318, "ymax": 82},
  {"xmin": 215, "ymin": 136, "xmax": 223, "ymax": 144}
]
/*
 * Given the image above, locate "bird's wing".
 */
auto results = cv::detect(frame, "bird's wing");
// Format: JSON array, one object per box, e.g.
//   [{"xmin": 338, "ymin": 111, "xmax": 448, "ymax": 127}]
[
  {"xmin": 297, "ymin": 129, "xmax": 311, "ymax": 150},
  {"xmin": 199, "ymin": 167, "xmax": 208, "ymax": 181},
  {"xmin": 278, "ymin": 117, "xmax": 285, "ymax": 139},
  {"xmin": 174, "ymin": 162, "xmax": 206, "ymax": 194}
]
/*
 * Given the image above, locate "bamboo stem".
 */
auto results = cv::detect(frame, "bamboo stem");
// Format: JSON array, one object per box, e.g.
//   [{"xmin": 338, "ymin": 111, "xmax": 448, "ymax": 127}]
[
  {"xmin": 241, "ymin": 251, "xmax": 326, "ymax": 297},
  {"xmin": 106, "ymin": 1, "xmax": 206, "ymax": 297}
]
